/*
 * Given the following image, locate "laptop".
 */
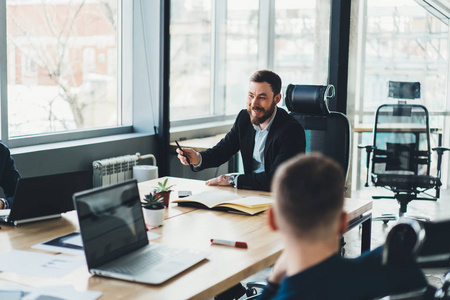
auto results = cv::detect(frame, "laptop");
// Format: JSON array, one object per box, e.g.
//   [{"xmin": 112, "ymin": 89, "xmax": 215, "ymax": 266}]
[
  {"xmin": 73, "ymin": 179, "xmax": 209, "ymax": 285},
  {"xmin": 0, "ymin": 170, "xmax": 92, "ymax": 225}
]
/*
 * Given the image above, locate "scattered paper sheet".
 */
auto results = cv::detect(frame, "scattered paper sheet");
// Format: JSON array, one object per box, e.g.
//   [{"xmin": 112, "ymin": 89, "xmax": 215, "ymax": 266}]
[
  {"xmin": 32, "ymin": 231, "xmax": 161, "ymax": 255},
  {"xmin": 0, "ymin": 283, "xmax": 101, "ymax": 300},
  {"xmin": 0, "ymin": 250, "xmax": 84, "ymax": 278}
]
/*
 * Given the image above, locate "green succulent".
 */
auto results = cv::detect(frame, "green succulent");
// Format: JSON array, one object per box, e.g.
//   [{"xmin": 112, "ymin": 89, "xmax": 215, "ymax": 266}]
[
  {"xmin": 142, "ymin": 193, "xmax": 164, "ymax": 210},
  {"xmin": 153, "ymin": 178, "xmax": 175, "ymax": 193}
]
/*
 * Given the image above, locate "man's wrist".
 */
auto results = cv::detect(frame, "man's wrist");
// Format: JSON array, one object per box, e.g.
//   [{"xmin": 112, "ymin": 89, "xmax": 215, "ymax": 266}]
[
  {"xmin": 194, "ymin": 153, "xmax": 202, "ymax": 167},
  {"xmin": 228, "ymin": 174, "xmax": 238, "ymax": 187}
]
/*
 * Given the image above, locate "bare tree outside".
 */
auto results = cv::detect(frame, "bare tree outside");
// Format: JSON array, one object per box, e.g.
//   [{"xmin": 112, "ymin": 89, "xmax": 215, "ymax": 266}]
[{"xmin": 6, "ymin": 0, "xmax": 119, "ymax": 137}]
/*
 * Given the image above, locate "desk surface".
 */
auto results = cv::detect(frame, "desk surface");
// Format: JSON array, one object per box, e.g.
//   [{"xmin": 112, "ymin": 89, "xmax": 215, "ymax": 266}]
[
  {"xmin": 0, "ymin": 177, "xmax": 372, "ymax": 300},
  {"xmin": 354, "ymin": 123, "xmax": 441, "ymax": 133}
]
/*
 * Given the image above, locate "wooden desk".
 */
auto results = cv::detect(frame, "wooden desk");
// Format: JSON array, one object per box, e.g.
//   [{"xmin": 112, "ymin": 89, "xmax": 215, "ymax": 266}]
[
  {"xmin": 354, "ymin": 123, "xmax": 441, "ymax": 133},
  {"xmin": 0, "ymin": 177, "xmax": 372, "ymax": 300}
]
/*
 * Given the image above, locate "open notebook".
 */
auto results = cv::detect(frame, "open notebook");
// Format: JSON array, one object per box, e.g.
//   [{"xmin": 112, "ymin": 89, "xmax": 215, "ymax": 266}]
[{"xmin": 172, "ymin": 190, "xmax": 273, "ymax": 215}]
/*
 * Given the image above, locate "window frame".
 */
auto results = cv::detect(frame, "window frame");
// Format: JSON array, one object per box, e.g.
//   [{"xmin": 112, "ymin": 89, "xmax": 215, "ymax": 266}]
[
  {"xmin": 0, "ymin": 0, "xmax": 133, "ymax": 148},
  {"xmin": 170, "ymin": 0, "xmax": 278, "ymax": 129}
]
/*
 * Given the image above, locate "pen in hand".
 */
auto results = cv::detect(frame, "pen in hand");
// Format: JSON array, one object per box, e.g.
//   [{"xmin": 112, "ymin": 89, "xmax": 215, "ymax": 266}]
[
  {"xmin": 175, "ymin": 140, "xmax": 197, "ymax": 172},
  {"xmin": 175, "ymin": 140, "xmax": 191, "ymax": 165}
]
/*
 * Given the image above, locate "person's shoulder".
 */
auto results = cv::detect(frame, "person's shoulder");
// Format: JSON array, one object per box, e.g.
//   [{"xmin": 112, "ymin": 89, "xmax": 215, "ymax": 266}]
[{"xmin": 0, "ymin": 142, "xmax": 9, "ymax": 154}]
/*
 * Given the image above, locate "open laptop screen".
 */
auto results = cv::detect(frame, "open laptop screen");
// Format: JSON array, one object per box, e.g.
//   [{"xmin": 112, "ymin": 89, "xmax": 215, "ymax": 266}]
[
  {"xmin": 74, "ymin": 180, "xmax": 148, "ymax": 269},
  {"xmin": 8, "ymin": 170, "xmax": 92, "ymax": 222}
]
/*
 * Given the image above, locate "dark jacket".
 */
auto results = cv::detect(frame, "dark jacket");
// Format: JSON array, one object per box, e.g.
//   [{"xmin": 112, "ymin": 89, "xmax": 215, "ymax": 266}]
[
  {"xmin": 0, "ymin": 142, "xmax": 21, "ymax": 208},
  {"xmin": 198, "ymin": 107, "xmax": 306, "ymax": 191},
  {"xmin": 258, "ymin": 247, "xmax": 427, "ymax": 300}
]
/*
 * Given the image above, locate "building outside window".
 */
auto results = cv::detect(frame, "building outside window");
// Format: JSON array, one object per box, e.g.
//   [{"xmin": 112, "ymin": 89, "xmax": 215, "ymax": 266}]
[{"xmin": 5, "ymin": 0, "xmax": 121, "ymax": 140}]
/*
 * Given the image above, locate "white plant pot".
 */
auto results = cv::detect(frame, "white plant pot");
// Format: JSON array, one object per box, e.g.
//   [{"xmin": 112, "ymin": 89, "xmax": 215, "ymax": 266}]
[{"xmin": 143, "ymin": 208, "xmax": 164, "ymax": 227}]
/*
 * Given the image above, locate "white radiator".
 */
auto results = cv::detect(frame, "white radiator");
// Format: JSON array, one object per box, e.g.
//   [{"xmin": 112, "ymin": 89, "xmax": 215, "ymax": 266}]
[{"xmin": 92, "ymin": 153, "xmax": 156, "ymax": 187}]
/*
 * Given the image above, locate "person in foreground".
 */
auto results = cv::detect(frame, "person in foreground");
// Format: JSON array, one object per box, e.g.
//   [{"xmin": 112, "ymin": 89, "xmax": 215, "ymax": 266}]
[
  {"xmin": 0, "ymin": 142, "xmax": 21, "ymax": 209},
  {"xmin": 259, "ymin": 153, "xmax": 427, "ymax": 300},
  {"xmin": 176, "ymin": 70, "xmax": 305, "ymax": 192}
]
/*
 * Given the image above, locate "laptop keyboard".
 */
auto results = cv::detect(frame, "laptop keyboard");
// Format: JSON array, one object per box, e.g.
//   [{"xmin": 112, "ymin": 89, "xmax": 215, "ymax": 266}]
[{"xmin": 103, "ymin": 244, "xmax": 186, "ymax": 275}]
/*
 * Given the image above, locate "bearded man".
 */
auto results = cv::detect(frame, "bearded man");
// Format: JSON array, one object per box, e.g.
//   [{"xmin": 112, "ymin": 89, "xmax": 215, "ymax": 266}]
[{"xmin": 176, "ymin": 70, "xmax": 305, "ymax": 191}]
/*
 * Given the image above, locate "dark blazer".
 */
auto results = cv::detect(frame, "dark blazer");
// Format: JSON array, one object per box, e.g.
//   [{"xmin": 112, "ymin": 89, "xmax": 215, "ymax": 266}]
[
  {"xmin": 258, "ymin": 247, "xmax": 427, "ymax": 300},
  {"xmin": 0, "ymin": 142, "xmax": 21, "ymax": 208},
  {"xmin": 198, "ymin": 107, "xmax": 306, "ymax": 191}
]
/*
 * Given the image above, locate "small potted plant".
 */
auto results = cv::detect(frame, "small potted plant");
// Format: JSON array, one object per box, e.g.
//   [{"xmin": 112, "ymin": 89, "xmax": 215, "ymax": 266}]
[
  {"xmin": 142, "ymin": 192, "xmax": 165, "ymax": 227},
  {"xmin": 153, "ymin": 178, "xmax": 175, "ymax": 207}
]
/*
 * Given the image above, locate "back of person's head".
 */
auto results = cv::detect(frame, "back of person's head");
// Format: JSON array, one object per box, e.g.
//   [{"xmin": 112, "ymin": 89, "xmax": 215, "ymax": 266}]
[
  {"xmin": 272, "ymin": 153, "xmax": 345, "ymax": 239},
  {"xmin": 250, "ymin": 70, "xmax": 282, "ymax": 96}
]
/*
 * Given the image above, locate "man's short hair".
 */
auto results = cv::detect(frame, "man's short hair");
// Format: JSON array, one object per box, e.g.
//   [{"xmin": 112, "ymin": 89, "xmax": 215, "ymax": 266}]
[
  {"xmin": 272, "ymin": 153, "xmax": 345, "ymax": 237},
  {"xmin": 250, "ymin": 70, "xmax": 282, "ymax": 96}
]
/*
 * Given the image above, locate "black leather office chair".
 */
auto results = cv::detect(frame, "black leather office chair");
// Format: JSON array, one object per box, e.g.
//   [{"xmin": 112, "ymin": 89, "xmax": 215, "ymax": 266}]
[
  {"xmin": 359, "ymin": 81, "xmax": 449, "ymax": 224},
  {"xmin": 285, "ymin": 84, "xmax": 351, "ymax": 178}
]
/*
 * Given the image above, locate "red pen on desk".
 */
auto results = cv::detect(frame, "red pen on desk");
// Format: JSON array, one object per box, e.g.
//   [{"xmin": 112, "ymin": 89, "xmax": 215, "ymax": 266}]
[{"xmin": 211, "ymin": 238, "xmax": 248, "ymax": 249}]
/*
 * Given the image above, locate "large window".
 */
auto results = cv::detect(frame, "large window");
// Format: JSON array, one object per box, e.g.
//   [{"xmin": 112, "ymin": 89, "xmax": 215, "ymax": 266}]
[
  {"xmin": 353, "ymin": 0, "xmax": 449, "ymax": 189},
  {"xmin": 3, "ymin": 0, "xmax": 126, "ymax": 145},
  {"xmin": 170, "ymin": 0, "xmax": 331, "ymax": 124},
  {"xmin": 274, "ymin": 0, "xmax": 330, "ymax": 89}
]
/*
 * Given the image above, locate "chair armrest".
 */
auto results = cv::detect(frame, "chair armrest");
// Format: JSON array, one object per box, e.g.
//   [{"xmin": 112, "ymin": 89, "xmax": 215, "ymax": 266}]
[
  {"xmin": 246, "ymin": 281, "xmax": 268, "ymax": 290},
  {"xmin": 357, "ymin": 145, "xmax": 375, "ymax": 152},
  {"xmin": 432, "ymin": 146, "xmax": 450, "ymax": 154}
]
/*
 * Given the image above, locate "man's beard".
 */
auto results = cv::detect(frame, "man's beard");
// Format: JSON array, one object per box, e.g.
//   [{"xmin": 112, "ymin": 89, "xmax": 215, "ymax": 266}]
[{"xmin": 247, "ymin": 100, "xmax": 277, "ymax": 126}]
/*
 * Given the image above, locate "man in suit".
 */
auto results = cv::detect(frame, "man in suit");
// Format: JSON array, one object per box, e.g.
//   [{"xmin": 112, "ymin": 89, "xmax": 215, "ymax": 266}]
[
  {"xmin": 259, "ymin": 153, "xmax": 427, "ymax": 300},
  {"xmin": 176, "ymin": 70, "xmax": 305, "ymax": 191},
  {"xmin": 0, "ymin": 142, "xmax": 21, "ymax": 209}
]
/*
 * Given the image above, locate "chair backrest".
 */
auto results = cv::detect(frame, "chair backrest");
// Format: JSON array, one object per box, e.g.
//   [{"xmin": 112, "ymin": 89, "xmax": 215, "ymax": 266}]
[
  {"xmin": 285, "ymin": 84, "xmax": 351, "ymax": 177},
  {"xmin": 372, "ymin": 104, "xmax": 431, "ymax": 177}
]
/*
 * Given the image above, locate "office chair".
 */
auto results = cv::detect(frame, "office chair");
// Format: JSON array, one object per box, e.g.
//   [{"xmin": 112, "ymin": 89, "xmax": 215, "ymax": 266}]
[
  {"xmin": 359, "ymin": 81, "xmax": 449, "ymax": 224},
  {"xmin": 375, "ymin": 218, "xmax": 450, "ymax": 300},
  {"xmin": 285, "ymin": 84, "xmax": 351, "ymax": 178}
]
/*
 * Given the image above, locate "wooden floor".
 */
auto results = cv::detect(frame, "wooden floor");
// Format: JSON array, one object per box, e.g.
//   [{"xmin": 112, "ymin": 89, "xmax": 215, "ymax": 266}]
[{"xmin": 237, "ymin": 187, "xmax": 450, "ymax": 298}]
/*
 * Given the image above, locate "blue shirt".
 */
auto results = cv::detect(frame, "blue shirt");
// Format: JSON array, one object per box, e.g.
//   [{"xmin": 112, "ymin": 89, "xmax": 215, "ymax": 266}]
[{"xmin": 251, "ymin": 108, "xmax": 277, "ymax": 174}]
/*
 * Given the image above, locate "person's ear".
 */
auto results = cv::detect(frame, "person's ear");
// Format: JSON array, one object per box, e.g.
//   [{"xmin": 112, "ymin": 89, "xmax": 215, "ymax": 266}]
[
  {"xmin": 338, "ymin": 212, "xmax": 348, "ymax": 236},
  {"xmin": 267, "ymin": 206, "xmax": 279, "ymax": 231},
  {"xmin": 274, "ymin": 93, "xmax": 282, "ymax": 105}
]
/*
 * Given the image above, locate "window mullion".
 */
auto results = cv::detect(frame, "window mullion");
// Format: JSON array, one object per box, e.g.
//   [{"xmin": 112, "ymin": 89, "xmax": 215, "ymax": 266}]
[
  {"xmin": 0, "ymin": 0, "xmax": 9, "ymax": 144},
  {"xmin": 258, "ymin": 0, "xmax": 275, "ymax": 70},
  {"xmin": 212, "ymin": 0, "xmax": 227, "ymax": 116}
]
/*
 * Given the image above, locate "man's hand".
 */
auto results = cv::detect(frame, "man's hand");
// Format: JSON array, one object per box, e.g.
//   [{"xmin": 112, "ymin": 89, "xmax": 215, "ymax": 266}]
[
  {"xmin": 267, "ymin": 251, "xmax": 288, "ymax": 285},
  {"xmin": 206, "ymin": 174, "xmax": 231, "ymax": 186},
  {"xmin": 176, "ymin": 147, "xmax": 201, "ymax": 166}
]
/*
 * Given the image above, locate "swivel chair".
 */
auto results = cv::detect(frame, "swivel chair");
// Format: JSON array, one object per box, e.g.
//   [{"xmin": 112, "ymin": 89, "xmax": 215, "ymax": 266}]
[
  {"xmin": 359, "ymin": 81, "xmax": 449, "ymax": 224},
  {"xmin": 285, "ymin": 84, "xmax": 351, "ymax": 178}
]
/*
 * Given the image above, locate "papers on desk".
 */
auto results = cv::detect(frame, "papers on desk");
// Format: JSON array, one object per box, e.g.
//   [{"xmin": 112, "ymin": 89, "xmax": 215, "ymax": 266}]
[
  {"xmin": 32, "ymin": 232, "xmax": 84, "ymax": 255},
  {"xmin": 0, "ymin": 250, "xmax": 84, "ymax": 278},
  {"xmin": 0, "ymin": 284, "xmax": 101, "ymax": 300},
  {"xmin": 32, "ymin": 231, "xmax": 161, "ymax": 255},
  {"xmin": 172, "ymin": 190, "xmax": 273, "ymax": 215}
]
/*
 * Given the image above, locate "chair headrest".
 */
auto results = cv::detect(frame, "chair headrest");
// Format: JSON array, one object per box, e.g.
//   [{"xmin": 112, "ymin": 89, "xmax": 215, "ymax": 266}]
[
  {"xmin": 382, "ymin": 218, "xmax": 425, "ymax": 266},
  {"xmin": 285, "ymin": 84, "xmax": 335, "ymax": 115}
]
